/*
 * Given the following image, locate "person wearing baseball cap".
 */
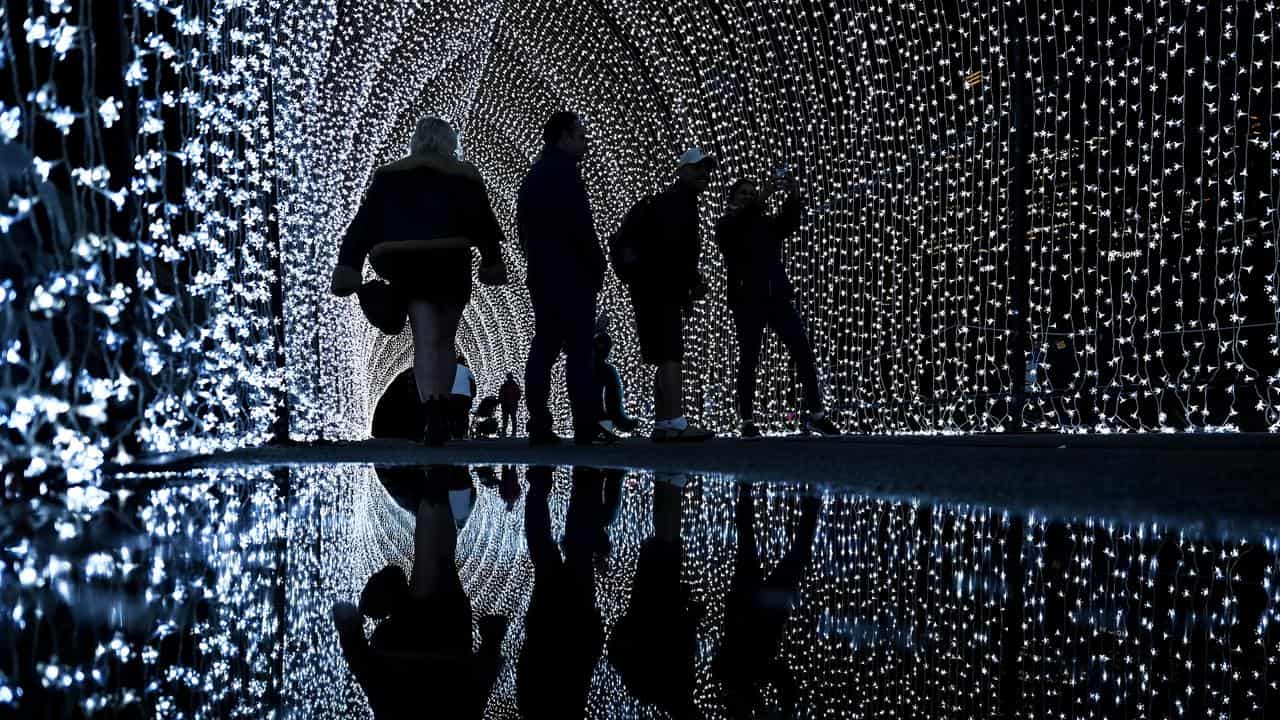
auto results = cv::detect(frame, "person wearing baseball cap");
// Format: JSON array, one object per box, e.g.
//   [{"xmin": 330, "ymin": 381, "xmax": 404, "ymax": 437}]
[{"xmin": 627, "ymin": 147, "xmax": 718, "ymax": 442}]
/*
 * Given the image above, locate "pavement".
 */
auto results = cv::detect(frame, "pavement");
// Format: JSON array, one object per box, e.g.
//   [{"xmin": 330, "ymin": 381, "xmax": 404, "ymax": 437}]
[{"xmin": 112, "ymin": 433, "xmax": 1280, "ymax": 539}]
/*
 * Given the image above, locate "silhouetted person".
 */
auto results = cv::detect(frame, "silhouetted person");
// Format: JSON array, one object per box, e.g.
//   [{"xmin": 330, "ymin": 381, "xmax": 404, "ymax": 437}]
[
  {"xmin": 333, "ymin": 466, "xmax": 507, "ymax": 718},
  {"xmin": 450, "ymin": 353, "xmax": 477, "ymax": 439},
  {"xmin": 517, "ymin": 466, "xmax": 614, "ymax": 717},
  {"xmin": 712, "ymin": 485, "xmax": 821, "ymax": 715},
  {"xmin": 331, "ymin": 117, "xmax": 508, "ymax": 446},
  {"xmin": 628, "ymin": 149, "xmax": 718, "ymax": 442},
  {"xmin": 518, "ymin": 112, "xmax": 617, "ymax": 446},
  {"xmin": 608, "ymin": 474, "xmax": 701, "ymax": 718},
  {"xmin": 498, "ymin": 372, "xmax": 522, "ymax": 437},
  {"xmin": 717, "ymin": 175, "xmax": 839, "ymax": 438},
  {"xmin": 594, "ymin": 329, "xmax": 639, "ymax": 434}
]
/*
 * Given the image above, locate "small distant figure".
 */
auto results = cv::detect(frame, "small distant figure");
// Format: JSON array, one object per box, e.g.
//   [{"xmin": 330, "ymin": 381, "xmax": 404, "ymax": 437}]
[
  {"xmin": 594, "ymin": 328, "xmax": 638, "ymax": 434},
  {"xmin": 620, "ymin": 148, "xmax": 719, "ymax": 442},
  {"xmin": 330, "ymin": 116, "xmax": 508, "ymax": 446},
  {"xmin": 518, "ymin": 111, "xmax": 619, "ymax": 447},
  {"xmin": 473, "ymin": 396, "xmax": 501, "ymax": 438},
  {"xmin": 499, "ymin": 372, "xmax": 522, "ymax": 437},
  {"xmin": 716, "ymin": 170, "xmax": 839, "ymax": 438},
  {"xmin": 450, "ymin": 354, "xmax": 477, "ymax": 440}
]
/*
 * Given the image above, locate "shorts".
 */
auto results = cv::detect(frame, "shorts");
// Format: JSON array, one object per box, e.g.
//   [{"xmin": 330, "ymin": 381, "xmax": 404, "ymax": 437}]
[{"xmin": 632, "ymin": 296, "xmax": 684, "ymax": 365}]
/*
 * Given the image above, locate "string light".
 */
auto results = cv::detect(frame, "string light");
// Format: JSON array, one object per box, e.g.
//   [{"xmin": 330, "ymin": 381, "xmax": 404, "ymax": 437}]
[{"xmin": 3, "ymin": 1, "xmax": 1279, "ymax": 478}]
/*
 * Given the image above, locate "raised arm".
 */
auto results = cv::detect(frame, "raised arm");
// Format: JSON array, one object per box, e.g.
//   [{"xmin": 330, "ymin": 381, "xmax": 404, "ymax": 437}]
[{"xmin": 772, "ymin": 190, "xmax": 803, "ymax": 240}]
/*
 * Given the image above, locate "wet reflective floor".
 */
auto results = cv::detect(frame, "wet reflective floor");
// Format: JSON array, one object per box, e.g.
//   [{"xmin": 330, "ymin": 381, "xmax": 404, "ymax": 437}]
[{"xmin": 2, "ymin": 464, "xmax": 1278, "ymax": 718}]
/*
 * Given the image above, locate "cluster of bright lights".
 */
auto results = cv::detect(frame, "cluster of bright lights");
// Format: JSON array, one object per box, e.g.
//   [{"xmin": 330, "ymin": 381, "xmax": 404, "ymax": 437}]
[
  {"xmin": 281, "ymin": 0, "xmax": 1280, "ymax": 439},
  {"xmin": 0, "ymin": 468, "xmax": 287, "ymax": 717},
  {"xmin": 5, "ymin": 0, "xmax": 1277, "ymax": 477},
  {"xmin": 1, "ymin": 0, "xmax": 283, "ymax": 480}
]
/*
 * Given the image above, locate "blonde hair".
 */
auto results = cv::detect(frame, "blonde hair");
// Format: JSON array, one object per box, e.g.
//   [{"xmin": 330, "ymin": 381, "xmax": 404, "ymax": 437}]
[{"xmin": 409, "ymin": 116, "xmax": 459, "ymax": 158}]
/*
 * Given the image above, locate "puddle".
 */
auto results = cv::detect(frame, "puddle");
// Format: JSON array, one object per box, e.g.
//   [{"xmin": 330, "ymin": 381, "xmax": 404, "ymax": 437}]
[{"xmin": 1, "ymin": 464, "xmax": 1277, "ymax": 718}]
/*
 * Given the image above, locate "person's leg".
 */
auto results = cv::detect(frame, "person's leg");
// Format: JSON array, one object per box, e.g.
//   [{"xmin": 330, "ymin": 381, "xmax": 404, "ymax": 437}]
[
  {"xmin": 408, "ymin": 300, "xmax": 465, "ymax": 398},
  {"xmin": 409, "ymin": 478, "xmax": 457, "ymax": 599},
  {"xmin": 733, "ymin": 303, "xmax": 766, "ymax": 423},
  {"xmin": 768, "ymin": 299, "xmax": 823, "ymax": 414},
  {"xmin": 406, "ymin": 301, "xmax": 438, "ymax": 403},
  {"xmin": 524, "ymin": 286, "xmax": 566, "ymax": 433},
  {"xmin": 563, "ymin": 291, "xmax": 599, "ymax": 437},
  {"xmin": 655, "ymin": 361, "xmax": 681, "ymax": 421}
]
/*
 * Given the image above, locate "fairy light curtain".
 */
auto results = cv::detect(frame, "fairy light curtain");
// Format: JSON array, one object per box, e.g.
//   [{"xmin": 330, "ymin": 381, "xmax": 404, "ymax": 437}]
[
  {"xmin": 3, "ymin": 0, "xmax": 1279, "ymax": 481},
  {"xmin": 284, "ymin": 0, "xmax": 1280, "ymax": 441},
  {"xmin": 1, "ymin": 0, "xmax": 285, "ymax": 481}
]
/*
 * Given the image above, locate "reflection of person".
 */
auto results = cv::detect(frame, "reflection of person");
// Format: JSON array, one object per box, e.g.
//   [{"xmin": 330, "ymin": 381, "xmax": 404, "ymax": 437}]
[
  {"xmin": 330, "ymin": 117, "xmax": 508, "ymax": 446},
  {"xmin": 716, "ymin": 174, "xmax": 839, "ymax": 439},
  {"xmin": 517, "ymin": 466, "xmax": 615, "ymax": 717},
  {"xmin": 608, "ymin": 474, "xmax": 700, "ymax": 718},
  {"xmin": 332, "ymin": 466, "xmax": 506, "ymax": 718},
  {"xmin": 712, "ymin": 485, "xmax": 821, "ymax": 715}
]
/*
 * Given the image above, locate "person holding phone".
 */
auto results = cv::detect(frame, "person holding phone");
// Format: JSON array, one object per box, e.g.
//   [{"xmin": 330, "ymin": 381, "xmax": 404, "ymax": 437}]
[
  {"xmin": 331, "ymin": 117, "xmax": 508, "ymax": 446},
  {"xmin": 715, "ymin": 168, "xmax": 839, "ymax": 438}
]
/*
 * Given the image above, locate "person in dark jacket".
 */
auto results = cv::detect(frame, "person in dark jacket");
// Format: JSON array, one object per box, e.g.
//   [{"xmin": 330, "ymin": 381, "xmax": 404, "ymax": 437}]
[
  {"xmin": 330, "ymin": 117, "xmax": 508, "ymax": 446},
  {"xmin": 518, "ymin": 112, "xmax": 618, "ymax": 446},
  {"xmin": 715, "ymin": 175, "xmax": 839, "ymax": 438},
  {"xmin": 628, "ymin": 148, "xmax": 719, "ymax": 442},
  {"xmin": 498, "ymin": 372, "xmax": 522, "ymax": 437}
]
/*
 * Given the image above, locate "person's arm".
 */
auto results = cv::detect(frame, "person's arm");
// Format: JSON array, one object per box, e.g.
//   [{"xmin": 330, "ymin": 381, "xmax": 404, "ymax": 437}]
[
  {"xmin": 332, "ymin": 602, "xmax": 372, "ymax": 680},
  {"xmin": 468, "ymin": 179, "xmax": 509, "ymax": 286},
  {"xmin": 771, "ymin": 185, "xmax": 803, "ymax": 241},
  {"xmin": 332, "ymin": 176, "xmax": 384, "ymax": 295},
  {"xmin": 685, "ymin": 212, "xmax": 706, "ymax": 300}
]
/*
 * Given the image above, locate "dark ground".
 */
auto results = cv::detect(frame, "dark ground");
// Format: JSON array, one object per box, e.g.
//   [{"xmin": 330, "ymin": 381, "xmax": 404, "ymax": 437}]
[{"xmin": 113, "ymin": 433, "xmax": 1280, "ymax": 540}]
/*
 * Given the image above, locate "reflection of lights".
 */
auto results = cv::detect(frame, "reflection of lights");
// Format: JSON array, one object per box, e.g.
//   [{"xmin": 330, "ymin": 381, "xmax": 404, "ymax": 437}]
[{"xmin": 1, "ymin": 465, "xmax": 1277, "ymax": 717}]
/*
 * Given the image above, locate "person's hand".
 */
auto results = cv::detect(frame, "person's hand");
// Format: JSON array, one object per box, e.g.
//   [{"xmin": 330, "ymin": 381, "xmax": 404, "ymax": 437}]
[
  {"xmin": 478, "ymin": 615, "xmax": 509, "ymax": 642},
  {"xmin": 478, "ymin": 259, "xmax": 509, "ymax": 286},
  {"xmin": 332, "ymin": 601, "xmax": 360, "ymax": 627},
  {"xmin": 690, "ymin": 278, "xmax": 709, "ymax": 302},
  {"xmin": 330, "ymin": 265, "xmax": 362, "ymax": 297}
]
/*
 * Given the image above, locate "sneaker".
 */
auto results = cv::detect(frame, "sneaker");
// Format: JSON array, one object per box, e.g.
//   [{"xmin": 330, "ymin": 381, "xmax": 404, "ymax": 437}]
[
  {"xmin": 740, "ymin": 422, "xmax": 762, "ymax": 440},
  {"xmin": 651, "ymin": 424, "xmax": 715, "ymax": 442},
  {"xmin": 575, "ymin": 425, "xmax": 621, "ymax": 446},
  {"xmin": 802, "ymin": 413, "xmax": 841, "ymax": 436}
]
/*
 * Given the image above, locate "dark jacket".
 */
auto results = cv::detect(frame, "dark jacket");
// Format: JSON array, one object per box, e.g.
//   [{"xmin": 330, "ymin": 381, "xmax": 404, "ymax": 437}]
[
  {"xmin": 517, "ymin": 148, "xmax": 605, "ymax": 293},
  {"xmin": 714, "ymin": 193, "xmax": 802, "ymax": 305},
  {"xmin": 337, "ymin": 155, "xmax": 503, "ymax": 273},
  {"xmin": 635, "ymin": 183, "xmax": 703, "ymax": 298},
  {"xmin": 499, "ymin": 379, "xmax": 522, "ymax": 408}
]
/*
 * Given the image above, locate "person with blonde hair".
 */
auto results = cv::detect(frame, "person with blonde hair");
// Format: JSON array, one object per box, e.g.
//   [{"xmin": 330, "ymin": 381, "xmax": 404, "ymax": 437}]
[{"xmin": 331, "ymin": 116, "xmax": 508, "ymax": 445}]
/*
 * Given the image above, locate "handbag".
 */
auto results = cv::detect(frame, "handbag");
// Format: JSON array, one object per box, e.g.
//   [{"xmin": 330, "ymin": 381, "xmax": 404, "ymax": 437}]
[{"xmin": 357, "ymin": 279, "xmax": 408, "ymax": 334}]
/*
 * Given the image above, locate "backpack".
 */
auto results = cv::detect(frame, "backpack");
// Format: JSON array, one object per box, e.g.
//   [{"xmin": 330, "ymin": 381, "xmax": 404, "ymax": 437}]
[{"xmin": 608, "ymin": 194, "xmax": 656, "ymax": 285}]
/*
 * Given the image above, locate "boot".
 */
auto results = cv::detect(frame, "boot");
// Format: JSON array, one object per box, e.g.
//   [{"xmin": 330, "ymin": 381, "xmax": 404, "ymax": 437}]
[{"xmin": 421, "ymin": 396, "xmax": 448, "ymax": 447}]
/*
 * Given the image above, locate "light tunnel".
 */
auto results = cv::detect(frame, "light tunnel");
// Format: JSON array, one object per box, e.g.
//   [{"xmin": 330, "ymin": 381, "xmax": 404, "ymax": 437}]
[{"xmin": 1, "ymin": 0, "xmax": 1278, "ymax": 474}]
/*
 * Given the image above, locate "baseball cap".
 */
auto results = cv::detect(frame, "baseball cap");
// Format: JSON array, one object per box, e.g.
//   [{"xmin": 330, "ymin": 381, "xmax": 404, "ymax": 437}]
[{"xmin": 677, "ymin": 147, "xmax": 718, "ymax": 168}]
